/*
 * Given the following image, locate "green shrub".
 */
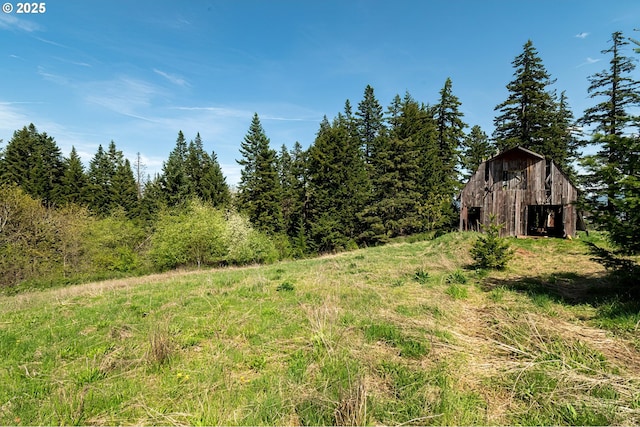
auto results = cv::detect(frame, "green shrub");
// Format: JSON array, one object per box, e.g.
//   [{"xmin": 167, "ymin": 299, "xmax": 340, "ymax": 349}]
[
  {"xmin": 149, "ymin": 201, "xmax": 227, "ymax": 270},
  {"xmin": 470, "ymin": 215, "xmax": 514, "ymax": 270},
  {"xmin": 224, "ymin": 212, "xmax": 279, "ymax": 265},
  {"xmin": 148, "ymin": 201, "xmax": 279, "ymax": 270}
]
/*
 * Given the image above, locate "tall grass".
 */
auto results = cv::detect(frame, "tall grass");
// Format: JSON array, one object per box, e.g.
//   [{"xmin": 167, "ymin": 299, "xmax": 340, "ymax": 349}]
[{"xmin": 0, "ymin": 232, "xmax": 639, "ymax": 425}]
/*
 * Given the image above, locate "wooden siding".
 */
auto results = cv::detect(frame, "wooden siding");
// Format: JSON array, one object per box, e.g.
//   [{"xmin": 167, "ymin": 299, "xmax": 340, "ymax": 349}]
[{"xmin": 459, "ymin": 147, "xmax": 578, "ymax": 237}]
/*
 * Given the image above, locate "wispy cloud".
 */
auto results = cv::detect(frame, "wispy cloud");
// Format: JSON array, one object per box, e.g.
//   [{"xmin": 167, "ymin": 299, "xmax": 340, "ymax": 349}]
[
  {"xmin": 37, "ymin": 66, "xmax": 72, "ymax": 85},
  {"xmin": 0, "ymin": 14, "xmax": 41, "ymax": 32},
  {"xmin": 153, "ymin": 68, "xmax": 190, "ymax": 87},
  {"xmin": 575, "ymin": 32, "xmax": 589, "ymax": 39},
  {"xmin": 578, "ymin": 57, "xmax": 602, "ymax": 67},
  {"xmin": 83, "ymin": 76, "xmax": 165, "ymax": 120},
  {"xmin": 35, "ymin": 37, "xmax": 69, "ymax": 48}
]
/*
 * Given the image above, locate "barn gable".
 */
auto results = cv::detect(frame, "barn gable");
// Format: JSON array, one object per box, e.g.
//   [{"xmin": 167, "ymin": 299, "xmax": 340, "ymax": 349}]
[{"xmin": 459, "ymin": 146, "xmax": 579, "ymax": 237}]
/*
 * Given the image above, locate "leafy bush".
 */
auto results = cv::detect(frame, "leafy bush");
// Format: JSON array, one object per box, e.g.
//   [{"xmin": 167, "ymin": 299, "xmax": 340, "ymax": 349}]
[
  {"xmin": 149, "ymin": 201, "xmax": 227, "ymax": 270},
  {"xmin": 148, "ymin": 200, "xmax": 279, "ymax": 270},
  {"xmin": 224, "ymin": 212, "xmax": 278, "ymax": 265},
  {"xmin": 470, "ymin": 215, "xmax": 513, "ymax": 270},
  {"xmin": 83, "ymin": 209, "xmax": 145, "ymax": 273}
]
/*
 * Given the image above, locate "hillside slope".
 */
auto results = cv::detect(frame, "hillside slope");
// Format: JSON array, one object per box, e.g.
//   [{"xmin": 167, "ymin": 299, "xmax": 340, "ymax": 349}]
[{"xmin": 1, "ymin": 232, "xmax": 638, "ymax": 425}]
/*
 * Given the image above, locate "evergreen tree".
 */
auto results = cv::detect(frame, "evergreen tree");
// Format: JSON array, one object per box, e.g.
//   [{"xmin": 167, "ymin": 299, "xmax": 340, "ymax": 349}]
[
  {"xmin": 236, "ymin": 113, "xmax": 283, "ymax": 234},
  {"xmin": 137, "ymin": 174, "xmax": 165, "ymax": 223},
  {"xmin": 60, "ymin": 146, "xmax": 89, "ymax": 205},
  {"xmin": 162, "ymin": 131, "xmax": 190, "ymax": 206},
  {"xmin": 361, "ymin": 92, "xmax": 441, "ymax": 242},
  {"xmin": 112, "ymin": 158, "xmax": 139, "ymax": 216},
  {"xmin": 460, "ymin": 125, "xmax": 494, "ymax": 179},
  {"xmin": 579, "ymin": 31, "xmax": 640, "ymax": 253},
  {"xmin": 548, "ymin": 91, "xmax": 579, "ymax": 174},
  {"xmin": 200, "ymin": 149, "xmax": 230, "ymax": 207},
  {"xmin": 494, "ymin": 40, "xmax": 576, "ymax": 170},
  {"xmin": 306, "ymin": 110, "xmax": 369, "ymax": 251},
  {"xmin": 87, "ymin": 141, "xmax": 136, "ymax": 215},
  {"xmin": 0, "ymin": 124, "xmax": 64, "ymax": 205},
  {"xmin": 435, "ymin": 77, "xmax": 466, "ymax": 196},
  {"xmin": 355, "ymin": 84, "xmax": 385, "ymax": 161},
  {"xmin": 185, "ymin": 133, "xmax": 230, "ymax": 207},
  {"xmin": 87, "ymin": 144, "xmax": 113, "ymax": 214},
  {"xmin": 278, "ymin": 142, "xmax": 308, "ymax": 242}
]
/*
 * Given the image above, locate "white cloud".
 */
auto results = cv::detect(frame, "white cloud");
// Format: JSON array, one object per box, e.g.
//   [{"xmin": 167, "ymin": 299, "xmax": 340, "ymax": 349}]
[
  {"xmin": 83, "ymin": 76, "xmax": 165, "ymax": 119},
  {"xmin": 153, "ymin": 68, "xmax": 190, "ymax": 87},
  {"xmin": 37, "ymin": 66, "xmax": 72, "ymax": 85},
  {"xmin": 0, "ymin": 14, "xmax": 41, "ymax": 32},
  {"xmin": 575, "ymin": 32, "xmax": 589, "ymax": 39},
  {"xmin": 577, "ymin": 57, "xmax": 602, "ymax": 67}
]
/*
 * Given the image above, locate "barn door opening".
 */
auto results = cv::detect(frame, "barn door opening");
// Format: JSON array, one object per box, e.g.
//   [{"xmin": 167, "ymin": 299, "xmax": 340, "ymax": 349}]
[
  {"xmin": 467, "ymin": 207, "xmax": 481, "ymax": 231},
  {"xmin": 527, "ymin": 205, "xmax": 564, "ymax": 237}
]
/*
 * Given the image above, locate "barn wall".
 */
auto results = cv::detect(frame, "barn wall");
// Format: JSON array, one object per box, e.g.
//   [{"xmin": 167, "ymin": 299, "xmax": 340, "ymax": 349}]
[{"xmin": 460, "ymin": 152, "xmax": 578, "ymax": 237}]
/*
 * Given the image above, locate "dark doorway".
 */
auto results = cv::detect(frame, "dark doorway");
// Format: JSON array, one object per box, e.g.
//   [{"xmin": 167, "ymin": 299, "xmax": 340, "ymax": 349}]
[
  {"xmin": 527, "ymin": 205, "xmax": 564, "ymax": 237},
  {"xmin": 467, "ymin": 207, "xmax": 481, "ymax": 231}
]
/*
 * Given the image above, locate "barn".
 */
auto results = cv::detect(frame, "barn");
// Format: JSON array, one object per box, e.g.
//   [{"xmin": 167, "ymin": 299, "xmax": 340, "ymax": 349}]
[{"xmin": 459, "ymin": 146, "xmax": 580, "ymax": 238}]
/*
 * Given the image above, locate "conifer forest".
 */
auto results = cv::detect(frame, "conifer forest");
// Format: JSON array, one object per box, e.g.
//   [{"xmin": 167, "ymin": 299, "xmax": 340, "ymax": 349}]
[{"xmin": 1, "ymin": 33, "xmax": 639, "ymax": 291}]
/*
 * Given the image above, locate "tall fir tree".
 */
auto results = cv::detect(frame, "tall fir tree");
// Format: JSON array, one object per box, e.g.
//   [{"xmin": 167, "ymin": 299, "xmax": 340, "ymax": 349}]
[
  {"xmin": 306, "ymin": 108, "xmax": 370, "ymax": 251},
  {"xmin": 112, "ymin": 158, "xmax": 139, "ymax": 216},
  {"xmin": 87, "ymin": 144, "xmax": 113, "ymax": 214},
  {"xmin": 60, "ymin": 146, "xmax": 89, "ymax": 205},
  {"xmin": 236, "ymin": 113, "xmax": 283, "ymax": 234},
  {"xmin": 278, "ymin": 142, "xmax": 308, "ymax": 242},
  {"xmin": 579, "ymin": 31, "xmax": 640, "ymax": 253},
  {"xmin": 355, "ymin": 84, "xmax": 385, "ymax": 161},
  {"xmin": 494, "ymin": 40, "xmax": 576, "ymax": 170},
  {"xmin": 435, "ymin": 77, "xmax": 466, "ymax": 198},
  {"xmin": 185, "ymin": 133, "xmax": 230, "ymax": 207},
  {"xmin": 200, "ymin": 149, "xmax": 230, "ymax": 207},
  {"xmin": 0, "ymin": 124, "xmax": 64, "ymax": 205},
  {"xmin": 360, "ymin": 92, "xmax": 443, "ymax": 242},
  {"xmin": 162, "ymin": 131, "xmax": 190, "ymax": 206},
  {"xmin": 460, "ymin": 125, "xmax": 494, "ymax": 179},
  {"xmin": 87, "ymin": 141, "xmax": 137, "ymax": 215}
]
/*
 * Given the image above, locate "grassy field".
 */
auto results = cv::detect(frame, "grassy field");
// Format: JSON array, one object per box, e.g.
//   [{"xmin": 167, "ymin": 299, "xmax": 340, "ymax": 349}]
[{"xmin": 1, "ymin": 232, "xmax": 639, "ymax": 425}]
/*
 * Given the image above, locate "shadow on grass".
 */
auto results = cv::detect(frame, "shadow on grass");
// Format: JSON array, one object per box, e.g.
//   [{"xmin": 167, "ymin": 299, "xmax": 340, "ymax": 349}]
[{"xmin": 480, "ymin": 242, "xmax": 640, "ymax": 330}]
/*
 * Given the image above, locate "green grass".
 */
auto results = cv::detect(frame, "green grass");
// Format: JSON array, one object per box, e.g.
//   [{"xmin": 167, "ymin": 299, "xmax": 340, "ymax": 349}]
[{"xmin": 1, "ymin": 232, "xmax": 639, "ymax": 425}]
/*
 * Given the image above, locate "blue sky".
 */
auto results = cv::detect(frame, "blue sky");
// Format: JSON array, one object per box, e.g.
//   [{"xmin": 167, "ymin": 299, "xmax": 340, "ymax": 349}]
[{"xmin": 1, "ymin": 0, "xmax": 639, "ymax": 185}]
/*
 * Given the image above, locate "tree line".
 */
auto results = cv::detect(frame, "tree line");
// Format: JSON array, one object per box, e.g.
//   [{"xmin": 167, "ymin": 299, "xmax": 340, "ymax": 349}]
[{"xmin": 1, "ymin": 31, "xmax": 639, "ymax": 289}]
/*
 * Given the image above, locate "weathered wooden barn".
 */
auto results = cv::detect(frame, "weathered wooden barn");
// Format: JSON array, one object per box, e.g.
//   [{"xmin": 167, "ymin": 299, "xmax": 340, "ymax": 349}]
[{"xmin": 459, "ymin": 146, "xmax": 579, "ymax": 238}]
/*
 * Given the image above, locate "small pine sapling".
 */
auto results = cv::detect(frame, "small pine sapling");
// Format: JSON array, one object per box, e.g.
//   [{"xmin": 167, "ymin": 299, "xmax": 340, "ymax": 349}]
[{"xmin": 470, "ymin": 215, "xmax": 514, "ymax": 270}]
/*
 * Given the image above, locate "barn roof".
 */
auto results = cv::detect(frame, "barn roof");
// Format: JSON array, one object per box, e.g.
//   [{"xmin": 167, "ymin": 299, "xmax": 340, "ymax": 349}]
[{"xmin": 488, "ymin": 146, "xmax": 545, "ymax": 162}]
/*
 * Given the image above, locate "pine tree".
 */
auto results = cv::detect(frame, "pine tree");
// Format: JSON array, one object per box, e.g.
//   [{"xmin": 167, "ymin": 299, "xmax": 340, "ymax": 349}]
[
  {"xmin": 185, "ymin": 133, "xmax": 230, "ymax": 207},
  {"xmin": 460, "ymin": 125, "xmax": 494, "ymax": 179},
  {"xmin": 162, "ymin": 131, "xmax": 190, "ymax": 206},
  {"xmin": 306, "ymin": 109, "xmax": 369, "ymax": 251},
  {"xmin": 112, "ymin": 158, "xmax": 139, "ymax": 216},
  {"xmin": 356, "ymin": 84, "xmax": 385, "ymax": 161},
  {"xmin": 60, "ymin": 146, "xmax": 89, "ymax": 205},
  {"xmin": 87, "ymin": 144, "xmax": 113, "ymax": 214},
  {"xmin": 548, "ymin": 91, "xmax": 579, "ymax": 175},
  {"xmin": 361, "ymin": 92, "xmax": 441, "ymax": 242},
  {"xmin": 435, "ymin": 77, "xmax": 466, "ymax": 198},
  {"xmin": 87, "ymin": 141, "xmax": 136, "ymax": 215},
  {"xmin": 0, "ymin": 124, "xmax": 64, "ymax": 205},
  {"xmin": 236, "ymin": 113, "xmax": 283, "ymax": 234},
  {"xmin": 579, "ymin": 31, "xmax": 640, "ymax": 253},
  {"xmin": 278, "ymin": 142, "xmax": 308, "ymax": 241},
  {"xmin": 494, "ymin": 40, "xmax": 576, "ymax": 170}
]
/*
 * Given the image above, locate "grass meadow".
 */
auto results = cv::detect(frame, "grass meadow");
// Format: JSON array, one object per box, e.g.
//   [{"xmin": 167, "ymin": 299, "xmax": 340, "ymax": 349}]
[{"xmin": 1, "ymin": 232, "xmax": 639, "ymax": 425}]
